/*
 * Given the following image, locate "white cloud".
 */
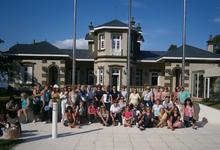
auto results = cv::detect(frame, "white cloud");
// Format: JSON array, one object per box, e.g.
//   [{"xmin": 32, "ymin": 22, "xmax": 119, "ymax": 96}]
[
  {"xmin": 213, "ymin": 17, "xmax": 220, "ymax": 23},
  {"xmin": 53, "ymin": 38, "xmax": 88, "ymax": 49}
]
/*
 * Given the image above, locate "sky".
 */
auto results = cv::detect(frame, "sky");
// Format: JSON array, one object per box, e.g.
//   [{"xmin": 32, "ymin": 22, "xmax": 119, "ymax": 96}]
[{"xmin": 0, "ymin": 0, "xmax": 220, "ymax": 51}]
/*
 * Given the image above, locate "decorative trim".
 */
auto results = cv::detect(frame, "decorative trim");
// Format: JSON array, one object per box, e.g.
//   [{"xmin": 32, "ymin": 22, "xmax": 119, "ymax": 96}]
[
  {"xmin": 94, "ymin": 26, "xmax": 128, "ymax": 31},
  {"xmin": 42, "ymin": 59, "xmax": 47, "ymax": 63}
]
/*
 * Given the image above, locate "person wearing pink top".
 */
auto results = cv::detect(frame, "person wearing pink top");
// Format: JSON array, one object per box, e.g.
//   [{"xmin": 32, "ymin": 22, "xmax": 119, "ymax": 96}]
[
  {"xmin": 161, "ymin": 87, "xmax": 170, "ymax": 102},
  {"xmin": 172, "ymin": 87, "xmax": 180, "ymax": 102},
  {"xmin": 122, "ymin": 105, "xmax": 133, "ymax": 127},
  {"xmin": 183, "ymin": 98, "xmax": 197, "ymax": 129},
  {"xmin": 154, "ymin": 86, "xmax": 162, "ymax": 102}
]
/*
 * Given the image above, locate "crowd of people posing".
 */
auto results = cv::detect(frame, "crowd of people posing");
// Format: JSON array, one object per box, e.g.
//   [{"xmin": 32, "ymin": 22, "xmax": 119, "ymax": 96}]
[{"xmin": 14, "ymin": 84, "xmax": 197, "ymax": 131}]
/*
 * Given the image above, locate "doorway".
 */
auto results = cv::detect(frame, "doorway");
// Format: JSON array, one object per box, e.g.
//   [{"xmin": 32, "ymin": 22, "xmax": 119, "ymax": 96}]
[
  {"xmin": 111, "ymin": 69, "xmax": 120, "ymax": 91},
  {"xmin": 48, "ymin": 65, "xmax": 59, "ymax": 86}
]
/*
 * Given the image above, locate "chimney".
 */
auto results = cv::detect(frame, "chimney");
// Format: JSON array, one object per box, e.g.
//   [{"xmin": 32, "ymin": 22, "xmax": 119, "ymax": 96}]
[
  {"xmin": 33, "ymin": 40, "xmax": 36, "ymax": 44},
  {"xmin": 207, "ymin": 35, "xmax": 214, "ymax": 53}
]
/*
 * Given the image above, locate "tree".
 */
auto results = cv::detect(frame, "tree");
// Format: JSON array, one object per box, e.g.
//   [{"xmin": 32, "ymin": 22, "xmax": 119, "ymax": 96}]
[
  {"xmin": 168, "ymin": 44, "xmax": 177, "ymax": 51},
  {"xmin": 213, "ymin": 34, "xmax": 220, "ymax": 54}
]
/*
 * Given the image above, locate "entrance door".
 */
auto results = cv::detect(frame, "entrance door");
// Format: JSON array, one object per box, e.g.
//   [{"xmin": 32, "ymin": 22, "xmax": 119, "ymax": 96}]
[
  {"xmin": 111, "ymin": 69, "xmax": 120, "ymax": 91},
  {"xmin": 175, "ymin": 69, "xmax": 181, "ymax": 87},
  {"xmin": 49, "ymin": 65, "xmax": 58, "ymax": 86}
]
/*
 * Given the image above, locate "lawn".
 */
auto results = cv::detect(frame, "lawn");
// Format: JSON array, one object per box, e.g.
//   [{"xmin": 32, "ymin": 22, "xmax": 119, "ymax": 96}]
[
  {"xmin": 0, "ymin": 139, "xmax": 23, "ymax": 150},
  {"xmin": 197, "ymin": 101, "xmax": 220, "ymax": 110}
]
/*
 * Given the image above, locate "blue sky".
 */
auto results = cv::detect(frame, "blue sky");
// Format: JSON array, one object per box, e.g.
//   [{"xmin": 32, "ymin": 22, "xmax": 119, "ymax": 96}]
[{"xmin": 0, "ymin": 0, "xmax": 220, "ymax": 51}]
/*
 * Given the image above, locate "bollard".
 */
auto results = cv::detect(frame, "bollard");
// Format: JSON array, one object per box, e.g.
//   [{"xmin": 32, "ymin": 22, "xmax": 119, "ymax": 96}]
[{"xmin": 52, "ymin": 102, "xmax": 58, "ymax": 139}]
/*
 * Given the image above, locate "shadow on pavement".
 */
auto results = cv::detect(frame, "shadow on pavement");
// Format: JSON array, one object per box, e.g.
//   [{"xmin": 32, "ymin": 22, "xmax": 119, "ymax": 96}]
[{"xmin": 21, "ymin": 128, "xmax": 103, "ymax": 143}]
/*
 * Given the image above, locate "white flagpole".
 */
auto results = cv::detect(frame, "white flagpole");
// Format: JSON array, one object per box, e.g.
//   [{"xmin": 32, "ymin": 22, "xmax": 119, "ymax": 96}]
[
  {"xmin": 182, "ymin": 0, "xmax": 187, "ymax": 86},
  {"xmin": 127, "ymin": 0, "xmax": 132, "ymax": 99},
  {"xmin": 72, "ymin": 0, "xmax": 77, "ymax": 85}
]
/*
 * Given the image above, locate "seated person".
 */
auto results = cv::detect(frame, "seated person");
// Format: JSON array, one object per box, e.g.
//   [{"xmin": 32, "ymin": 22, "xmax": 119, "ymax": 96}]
[
  {"xmin": 183, "ymin": 98, "xmax": 197, "ymax": 129},
  {"xmin": 122, "ymin": 105, "xmax": 133, "ymax": 127},
  {"xmin": 18, "ymin": 92, "xmax": 30, "ymax": 123},
  {"xmin": 157, "ymin": 108, "xmax": 168, "ymax": 128},
  {"xmin": 138, "ymin": 106, "xmax": 154, "ymax": 130},
  {"xmin": 152, "ymin": 99, "xmax": 163, "ymax": 124},
  {"xmin": 167, "ymin": 106, "xmax": 183, "ymax": 131},
  {"xmin": 6, "ymin": 96, "xmax": 19, "ymax": 124},
  {"xmin": 98, "ymin": 106, "xmax": 109, "ymax": 126},
  {"xmin": 64, "ymin": 106, "xmax": 76, "ymax": 128},
  {"xmin": 76, "ymin": 101, "xmax": 86, "ymax": 125},
  {"xmin": 162, "ymin": 96, "xmax": 174, "ymax": 116},
  {"xmin": 118, "ymin": 96, "xmax": 127, "ymax": 110},
  {"xmin": 87, "ymin": 102, "xmax": 97, "ymax": 124},
  {"xmin": 110, "ymin": 99, "xmax": 122, "ymax": 126}
]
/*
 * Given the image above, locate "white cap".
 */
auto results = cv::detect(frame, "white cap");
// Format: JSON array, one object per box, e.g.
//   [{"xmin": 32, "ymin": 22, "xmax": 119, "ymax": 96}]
[{"xmin": 53, "ymin": 84, "xmax": 59, "ymax": 88}]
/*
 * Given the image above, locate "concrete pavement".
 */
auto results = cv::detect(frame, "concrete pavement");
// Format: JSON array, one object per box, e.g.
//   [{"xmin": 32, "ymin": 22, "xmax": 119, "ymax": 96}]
[{"xmin": 14, "ymin": 122, "xmax": 220, "ymax": 150}]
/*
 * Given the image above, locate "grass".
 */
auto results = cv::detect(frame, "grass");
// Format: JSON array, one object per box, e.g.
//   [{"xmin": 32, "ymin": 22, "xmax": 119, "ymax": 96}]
[
  {"xmin": 0, "ymin": 139, "xmax": 23, "ymax": 150},
  {"xmin": 197, "ymin": 101, "xmax": 220, "ymax": 110}
]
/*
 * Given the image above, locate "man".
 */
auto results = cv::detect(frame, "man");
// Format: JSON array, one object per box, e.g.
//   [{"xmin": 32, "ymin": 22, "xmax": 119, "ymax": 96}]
[{"xmin": 178, "ymin": 86, "xmax": 190, "ymax": 105}]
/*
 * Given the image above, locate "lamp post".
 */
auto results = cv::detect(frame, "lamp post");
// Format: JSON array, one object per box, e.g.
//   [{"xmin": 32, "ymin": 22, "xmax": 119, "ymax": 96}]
[
  {"xmin": 127, "ymin": 0, "xmax": 132, "ymax": 99},
  {"xmin": 182, "ymin": 0, "xmax": 187, "ymax": 86},
  {"xmin": 72, "ymin": 0, "xmax": 77, "ymax": 85}
]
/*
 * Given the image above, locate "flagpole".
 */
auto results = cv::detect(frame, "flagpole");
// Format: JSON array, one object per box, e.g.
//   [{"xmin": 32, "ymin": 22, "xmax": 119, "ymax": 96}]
[
  {"xmin": 72, "ymin": 0, "xmax": 77, "ymax": 85},
  {"xmin": 182, "ymin": 0, "xmax": 187, "ymax": 86},
  {"xmin": 127, "ymin": 0, "xmax": 132, "ymax": 99}
]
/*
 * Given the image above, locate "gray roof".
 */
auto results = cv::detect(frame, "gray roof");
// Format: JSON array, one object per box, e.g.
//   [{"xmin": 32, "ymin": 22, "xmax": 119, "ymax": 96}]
[
  {"xmin": 137, "ymin": 51, "xmax": 166, "ymax": 60},
  {"xmin": 163, "ymin": 45, "xmax": 220, "ymax": 58},
  {"xmin": 4, "ymin": 41, "xmax": 93, "ymax": 59},
  {"xmin": 95, "ymin": 19, "xmax": 128, "ymax": 28},
  {"xmin": 5, "ymin": 41, "xmax": 65, "ymax": 55},
  {"xmin": 60, "ymin": 49, "xmax": 94, "ymax": 59}
]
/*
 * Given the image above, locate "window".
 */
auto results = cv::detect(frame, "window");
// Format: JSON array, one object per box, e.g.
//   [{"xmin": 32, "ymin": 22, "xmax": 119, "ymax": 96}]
[
  {"xmin": 112, "ymin": 35, "xmax": 121, "ymax": 55},
  {"xmin": 99, "ymin": 34, "xmax": 105, "ymax": 50},
  {"xmin": 136, "ymin": 69, "xmax": 142, "ymax": 86},
  {"xmin": 150, "ymin": 72, "xmax": 159, "ymax": 86},
  {"xmin": 192, "ymin": 71, "xmax": 204, "ymax": 98},
  {"xmin": 97, "ymin": 68, "xmax": 104, "ymax": 85},
  {"xmin": 22, "ymin": 65, "xmax": 33, "ymax": 84}
]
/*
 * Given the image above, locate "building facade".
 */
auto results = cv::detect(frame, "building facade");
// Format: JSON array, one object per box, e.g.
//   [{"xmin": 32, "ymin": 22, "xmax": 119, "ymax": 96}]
[{"xmin": 3, "ymin": 19, "xmax": 220, "ymax": 99}]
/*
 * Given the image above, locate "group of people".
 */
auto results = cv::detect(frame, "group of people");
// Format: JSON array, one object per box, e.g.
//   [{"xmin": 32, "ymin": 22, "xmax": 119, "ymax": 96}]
[{"xmin": 14, "ymin": 84, "xmax": 197, "ymax": 130}]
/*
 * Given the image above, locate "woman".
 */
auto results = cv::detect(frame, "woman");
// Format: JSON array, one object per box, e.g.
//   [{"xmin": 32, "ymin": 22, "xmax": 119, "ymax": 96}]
[
  {"xmin": 161, "ymin": 87, "xmax": 170, "ymax": 102},
  {"xmin": 172, "ymin": 87, "xmax": 180, "ymax": 102},
  {"xmin": 153, "ymin": 86, "xmax": 162, "ymax": 102},
  {"xmin": 138, "ymin": 106, "xmax": 154, "ymax": 130},
  {"xmin": 122, "ymin": 105, "xmax": 133, "ymax": 127},
  {"xmin": 110, "ymin": 99, "xmax": 122, "ymax": 126},
  {"xmin": 152, "ymin": 99, "xmax": 163, "ymax": 123},
  {"xmin": 98, "ymin": 106, "xmax": 109, "ymax": 126},
  {"xmin": 120, "ymin": 85, "xmax": 127, "ymax": 101},
  {"xmin": 142, "ymin": 87, "xmax": 153, "ymax": 107},
  {"xmin": 101, "ymin": 86, "xmax": 112, "ymax": 111},
  {"xmin": 183, "ymin": 98, "xmax": 197, "ymax": 129},
  {"xmin": 18, "ymin": 92, "xmax": 30, "ymax": 123},
  {"xmin": 129, "ymin": 88, "xmax": 141, "ymax": 108},
  {"xmin": 60, "ymin": 86, "xmax": 69, "ymax": 123},
  {"xmin": 94, "ymin": 85, "xmax": 103, "ymax": 108},
  {"xmin": 32, "ymin": 84, "xmax": 42, "ymax": 123},
  {"xmin": 157, "ymin": 108, "xmax": 168, "ymax": 128},
  {"xmin": 167, "ymin": 106, "xmax": 183, "ymax": 131}
]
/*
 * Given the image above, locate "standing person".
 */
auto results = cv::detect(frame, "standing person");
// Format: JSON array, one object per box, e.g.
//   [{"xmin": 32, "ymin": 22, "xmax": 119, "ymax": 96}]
[
  {"xmin": 178, "ymin": 86, "xmax": 190, "ymax": 105},
  {"xmin": 111, "ymin": 86, "xmax": 120, "ymax": 101},
  {"xmin": 183, "ymin": 98, "xmax": 197, "ymax": 129},
  {"xmin": 101, "ymin": 86, "xmax": 112, "ymax": 111},
  {"xmin": 161, "ymin": 87, "xmax": 170, "ymax": 102},
  {"xmin": 41, "ymin": 85, "xmax": 52, "ymax": 123},
  {"xmin": 172, "ymin": 87, "xmax": 180, "ymax": 102},
  {"xmin": 142, "ymin": 87, "xmax": 153, "ymax": 108},
  {"xmin": 18, "ymin": 92, "xmax": 30, "ymax": 123},
  {"xmin": 129, "ymin": 88, "xmax": 141, "ymax": 108},
  {"xmin": 153, "ymin": 86, "xmax": 162, "ymax": 102},
  {"xmin": 32, "ymin": 84, "xmax": 42, "ymax": 123},
  {"xmin": 87, "ymin": 85, "xmax": 95, "ymax": 104},
  {"xmin": 167, "ymin": 106, "xmax": 183, "ymax": 131},
  {"xmin": 94, "ymin": 85, "xmax": 103, "ymax": 109},
  {"xmin": 110, "ymin": 100, "xmax": 122, "ymax": 126},
  {"xmin": 60, "ymin": 86, "xmax": 69, "ymax": 123},
  {"xmin": 120, "ymin": 85, "xmax": 127, "ymax": 101},
  {"xmin": 69, "ymin": 86, "xmax": 79, "ymax": 107}
]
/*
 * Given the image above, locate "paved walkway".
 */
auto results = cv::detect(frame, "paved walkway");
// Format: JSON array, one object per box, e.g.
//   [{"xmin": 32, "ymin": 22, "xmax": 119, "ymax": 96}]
[{"xmin": 14, "ymin": 122, "xmax": 220, "ymax": 150}]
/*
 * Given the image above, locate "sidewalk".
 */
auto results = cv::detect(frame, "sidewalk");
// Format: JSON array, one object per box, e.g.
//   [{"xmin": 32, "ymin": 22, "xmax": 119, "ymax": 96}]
[{"xmin": 14, "ymin": 122, "xmax": 220, "ymax": 150}]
